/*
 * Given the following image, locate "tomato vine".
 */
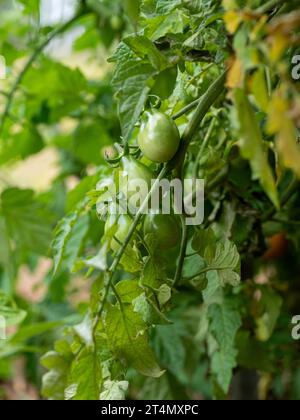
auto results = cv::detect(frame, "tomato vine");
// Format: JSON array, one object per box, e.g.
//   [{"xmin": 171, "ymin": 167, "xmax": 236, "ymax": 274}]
[{"xmin": 0, "ymin": 0, "xmax": 300, "ymax": 401}]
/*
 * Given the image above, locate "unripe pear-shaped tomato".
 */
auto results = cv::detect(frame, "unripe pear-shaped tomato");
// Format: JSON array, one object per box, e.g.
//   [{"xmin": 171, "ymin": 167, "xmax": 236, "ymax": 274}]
[
  {"xmin": 118, "ymin": 156, "xmax": 154, "ymax": 209},
  {"xmin": 144, "ymin": 213, "xmax": 181, "ymax": 249},
  {"xmin": 105, "ymin": 214, "xmax": 133, "ymax": 253},
  {"xmin": 138, "ymin": 110, "xmax": 180, "ymax": 163}
]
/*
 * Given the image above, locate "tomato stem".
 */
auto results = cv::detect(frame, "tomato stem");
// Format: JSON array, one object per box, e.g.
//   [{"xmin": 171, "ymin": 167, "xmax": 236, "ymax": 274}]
[
  {"xmin": 256, "ymin": 0, "xmax": 286, "ymax": 14},
  {"xmin": 170, "ymin": 71, "xmax": 227, "ymax": 178},
  {"xmin": 173, "ymin": 215, "xmax": 189, "ymax": 287}
]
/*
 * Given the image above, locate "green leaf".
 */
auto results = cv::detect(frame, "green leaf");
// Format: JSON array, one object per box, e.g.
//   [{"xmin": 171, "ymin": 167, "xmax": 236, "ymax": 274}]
[
  {"xmin": 0, "ymin": 188, "xmax": 52, "ymax": 255},
  {"xmin": 236, "ymin": 331, "xmax": 273, "ymax": 372},
  {"xmin": 66, "ymin": 174, "xmax": 98, "ymax": 212},
  {"xmin": 133, "ymin": 293, "xmax": 170, "ymax": 325},
  {"xmin": 73, "ymin": 123, "xmax": 112, "ymax": 165},
  {"xmin": 154, "ymin": 321, "xmax": 188, "ymax": 384},
  {"xmin": 41, "ymin": 339, "xmax": 73, "ymax": 400},
  {"xmin": 208, "ymin": 298, "xmax": 242, "ymax": 393},
  {"xmin": 100, "ymin": 380, "xmax": 129, "ymax": 400},
  {"xmin": 142, "ymin": 0, "xmax": 182, "ymax": 15},
  {"xmin": 142, "ymin": 9, "xmax": 186, "ymax": 40},
  {"xmin": 17, "ymin": 0, "xmax": 40, "ymax": 14},
  {"xmin": 109, "ymin": 43, "xmax": 155, "ymax": 141},
  {"xmin": 0, "ymin": 125, "xmax": 44, "ymax": 165},
  {"xmin": 141, "ymin": 257, "xmax": 167, "ymax": 289},
  {"xmin": 52, "ymin": 212, "xmax": 89, "ymax": 277},
  {"xmin": 205, "ymin": 239, "xmax": 240, "ymax": 287},
  {"xmin": 0, "ymin": 216, "xmax": 14, "ymax": 280},
  {"xmin": 234, "ymin": 88, "xmax": 279, "ymax": 209},
  {"xmin": 66, "ymin": 347, "xmax": 102, "ymax": 400},
  {"xmin": 124, "ymin": 35, "xmax": 169, "ymax": 70},
  {"xmin": 0, "ymin": 291, "xmax": 26, "ymax": 327},
  {"xmin": 105, "ymin": 303, "xmax": 163, "ymax": 378},
  {"xmin": 11, "ymin": 320, "xmax": 69, "ymax": 343},
  {"xmin": 115, "ymin": 280, "xmax": 143, "ymax": 303},
  {"xmin": 192, "ymin": 228, "xmax": 241, "ymax": 288}
]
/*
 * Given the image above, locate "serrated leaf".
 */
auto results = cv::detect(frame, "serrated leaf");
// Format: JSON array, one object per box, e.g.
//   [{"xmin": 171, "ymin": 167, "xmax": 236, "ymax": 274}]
[
  {"xmin": 133, "ymin": 293, "xmax": 170, "ymax": 325},
  {"xmin": 109, "ymin": 43, "xmax": 155, "ymax": 142},
  {"xmin": 124, "ymin": 35, "xmax": 169, "ymax": 70},
  {"xmin": 41, "ymin": 339, "xmax": 73, "ymax": 400},
  {"xmin": 52, "ymin": 212, "xmax": 89, "ymax": 277},
  {"xmin": 143, "ymin": 9, "xmax": 186, "ymax": 40},
  {"xmin": 192, "ymin": 229, "xmax": 241, "ymax": 288},
  {"xmin": 67, "ymin": 347, "xmax": 102, "ymax": 400},
  {"xmin": 234, "ymin": 88, "xmax": 279, "ymax": 209},
  {"xmin": 115, "ymin": 280, "xmax": 143, "ymax": 304},
  {"xmin": 206, "ymin": 239, "xmax": 240, "ymax": 287},
  {"xmin": 105, "ymin": 303, "xmax": 163, "ymax": 378},
  {"xmin": 100, "ymin": 380, "xmax": 128, "ymax": 400},
  {"xmin": 208, "ymin": 298, "xmax": 242, "ymax": 393}
]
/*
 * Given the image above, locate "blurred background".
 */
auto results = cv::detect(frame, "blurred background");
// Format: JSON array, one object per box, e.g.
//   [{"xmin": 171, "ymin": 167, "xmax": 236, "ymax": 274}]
[{"xmin": 0, "ymin": 0, "xmax": 123, "ymax": 399}]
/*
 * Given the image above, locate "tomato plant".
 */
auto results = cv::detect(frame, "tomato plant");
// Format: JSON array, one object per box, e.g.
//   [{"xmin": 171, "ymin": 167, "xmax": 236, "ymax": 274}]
[{"xmin": 0, "ymin": 0, "xmax": 300, "ymax": 402}]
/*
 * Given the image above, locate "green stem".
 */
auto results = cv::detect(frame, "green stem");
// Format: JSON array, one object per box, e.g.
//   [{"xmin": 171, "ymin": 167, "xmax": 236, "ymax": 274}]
[
  {"xmin": 256, "ymin": 0, "xmax": 286, "ymax": 14},
  {"xmin": 173, "ymin": 215, "xmax": 188, "ymax": 287},
  {"xmin": 0, "ymin": 12, "xmax": 85, "ymax": 136},
  {"xmin": 186, "ymin": 265, "xmax": 233, "ymax": 281},
  {"xmin": 172, "ymin": 71, "xmax": 227, "ymax": 176},
  {"xmin": 172, "ymin": 98, "xmax": 201, "ymax": 121},
  {"xmin": 193, "ymin": 117, "xmax": 216, "ymax": 180}
]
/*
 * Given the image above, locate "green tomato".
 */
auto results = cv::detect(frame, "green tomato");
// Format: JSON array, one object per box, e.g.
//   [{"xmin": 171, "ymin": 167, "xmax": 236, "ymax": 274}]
[
  {"xmin": 144, "ymin": 214, "xmax": 181, "ymax": 250},
  {"xmin": 118, "ymin": 156, "xmax": 154, "ymax": 208},
  {"xmin": 105, "ymin": 214, "xmax": 132, "ymax": 253},
  {"xmin": 138, "ymin": 110, "xmax": 180, "ymax": 163}
]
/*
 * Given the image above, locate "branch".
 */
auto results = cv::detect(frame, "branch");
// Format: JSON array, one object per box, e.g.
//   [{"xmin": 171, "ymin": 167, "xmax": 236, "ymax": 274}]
[
  {"xmin": 171, "ymin": 70, "xmax": 227, "ymax": 176},
  {"xmin": 0, "ymin": 12, "xmax": 85, "ymax": 136},
  {"xmin": 172, "ymin": 98, "xmax": 200, "ymax": 121},
  {"xmin": 256, "ymin": 0, "xmax": 286, "ymax": 14},
  {"xmin": 173, "ymin": 215, "xmax": 188, "ymax": 287}
]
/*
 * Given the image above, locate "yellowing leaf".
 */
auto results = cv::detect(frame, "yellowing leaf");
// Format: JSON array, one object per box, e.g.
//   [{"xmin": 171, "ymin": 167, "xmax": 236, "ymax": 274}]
[
  {"xmin": 277, "ymin": 121, "xmax": 300, "ymax": 178},
  {"xmin": 267, "ymin": 94, "xmax": 288, "ymax": 133},
  {"xmin": 268, "ymin": 93, "xmax": 300, "ymax": 178},
  {"xmin": 251, "ymin": 68, "xmax": 269, "ymax": 113},
  {"xmin": 227, "ymin": 58, "xmax": 244, "ymax": 89},
  {"xmin": 234, "ymin": 89, "xmax": 279, "ymax": 209},
  {"xmin": 224, "ymin": 11, "xmax": 242, "ymax": 34},
  {"xmin": 268, "ymin": 33, "xmax": 289, "ymax": 62}
]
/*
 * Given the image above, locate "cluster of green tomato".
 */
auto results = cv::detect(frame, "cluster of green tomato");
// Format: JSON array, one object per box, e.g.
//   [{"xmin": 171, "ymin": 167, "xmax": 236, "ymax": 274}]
[{"xmin": 104, "ymin": 110, "xmax": 182, "ymax": 253}]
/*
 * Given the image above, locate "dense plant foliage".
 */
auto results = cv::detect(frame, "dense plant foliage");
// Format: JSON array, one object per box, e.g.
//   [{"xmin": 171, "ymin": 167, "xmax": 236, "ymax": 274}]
[{"xmin": 0, "ymin": 0, "xmax": 300, "ymax": 400}]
